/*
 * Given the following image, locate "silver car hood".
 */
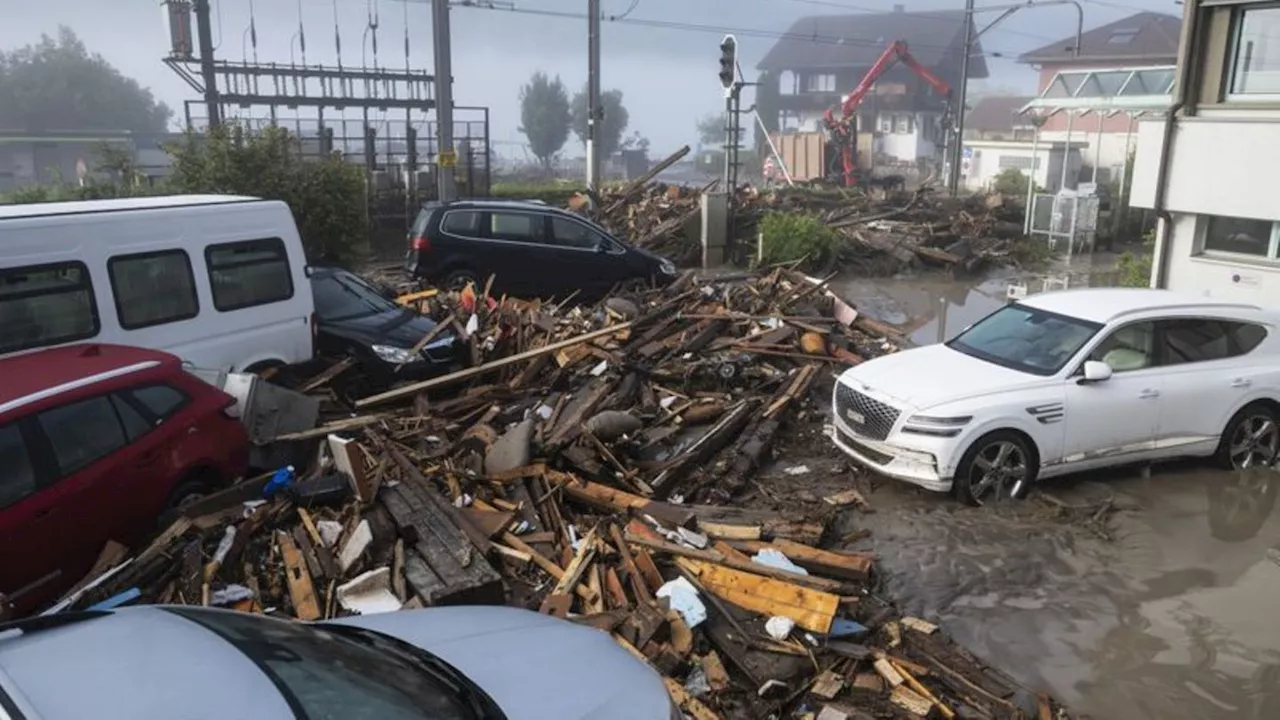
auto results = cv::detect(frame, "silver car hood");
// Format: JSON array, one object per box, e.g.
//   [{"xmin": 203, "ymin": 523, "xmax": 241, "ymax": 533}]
[{"xmin": 328, "ymin": 606, "xmax": 670, "ymax": 720}]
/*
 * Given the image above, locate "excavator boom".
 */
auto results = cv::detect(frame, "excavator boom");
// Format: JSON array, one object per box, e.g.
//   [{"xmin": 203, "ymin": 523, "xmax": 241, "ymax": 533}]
[{"xmin": 822, "ymin": 40, "xmax": 953, "ymax": 187}]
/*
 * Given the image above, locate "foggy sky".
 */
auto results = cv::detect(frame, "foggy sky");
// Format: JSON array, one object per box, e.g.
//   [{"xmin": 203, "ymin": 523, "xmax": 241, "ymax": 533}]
[{"xmin": 0, "ymin": 0, "xmax": 1181, "ymax": 158}]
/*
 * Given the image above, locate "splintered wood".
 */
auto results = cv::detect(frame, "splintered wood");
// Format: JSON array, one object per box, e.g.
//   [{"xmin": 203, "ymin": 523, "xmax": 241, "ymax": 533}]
[{"xmin": 44, "ymin": 268, "xmax": 1070, "ymax": 720}]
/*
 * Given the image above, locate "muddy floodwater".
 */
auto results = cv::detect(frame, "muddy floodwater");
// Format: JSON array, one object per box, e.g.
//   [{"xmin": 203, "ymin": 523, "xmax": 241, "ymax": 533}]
[{"xmin": 814, "ymin": 261, "xmax": 1280, "ymax": 719}]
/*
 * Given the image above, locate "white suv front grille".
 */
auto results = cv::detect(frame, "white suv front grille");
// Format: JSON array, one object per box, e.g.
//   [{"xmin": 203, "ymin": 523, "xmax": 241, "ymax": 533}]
[{"xmin": 835, "ymin": 383, "xmax": 900, "ymax": 441}]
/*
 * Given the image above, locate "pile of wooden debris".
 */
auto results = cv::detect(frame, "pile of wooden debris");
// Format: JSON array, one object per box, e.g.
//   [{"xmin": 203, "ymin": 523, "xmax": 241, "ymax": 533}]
[{"xmin": 51, "ymin": 270, "xmax": 1067, "ymax": 719}]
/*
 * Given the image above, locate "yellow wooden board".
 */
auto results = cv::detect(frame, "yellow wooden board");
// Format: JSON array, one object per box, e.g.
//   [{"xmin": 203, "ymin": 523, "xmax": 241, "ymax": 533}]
[{"xmin": 677, "ymin": 558, "xmax": 837, "ymax": 634}]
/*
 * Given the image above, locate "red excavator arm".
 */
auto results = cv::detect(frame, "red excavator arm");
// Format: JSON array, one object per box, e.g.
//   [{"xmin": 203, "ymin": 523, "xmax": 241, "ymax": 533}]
[{"xmin": 822, "ymin": 40, "xmax": 953, "ymax": 187}]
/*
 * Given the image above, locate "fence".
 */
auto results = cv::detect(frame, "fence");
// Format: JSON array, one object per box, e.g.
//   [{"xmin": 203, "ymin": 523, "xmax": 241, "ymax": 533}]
[
  {"xmin": 185, "ymin": 104, "xmax": 492, "ymax": 256},
  {"xmin": 1029, "ymin": 193, "xmax": 1100, "ymax": 258}
]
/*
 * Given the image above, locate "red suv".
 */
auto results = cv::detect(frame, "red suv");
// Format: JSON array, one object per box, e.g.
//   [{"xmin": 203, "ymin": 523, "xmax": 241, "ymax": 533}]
[{"xmin": 0, "ymin": 344, "xmax": 250, "ymax": 615}]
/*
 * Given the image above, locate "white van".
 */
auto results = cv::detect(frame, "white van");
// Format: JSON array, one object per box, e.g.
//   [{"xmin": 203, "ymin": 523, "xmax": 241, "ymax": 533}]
[{"xmin": 0, "ymin": 195, "xmax": 315, "ymax": 372}]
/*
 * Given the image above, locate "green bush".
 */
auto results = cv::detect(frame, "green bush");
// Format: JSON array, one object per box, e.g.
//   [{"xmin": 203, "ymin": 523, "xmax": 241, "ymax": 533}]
[
  {"xmin": 758, "ymin": 211, "xmax": 842, "ymax": 268},
  {"xmin": 992, "ymin": 168, "xmax": 1034, "ymax": 197},
  {"xmin": 165, "ymin": 123, "xmax": 368, "ymax": 265},
  {"xmin": 1116, "ymin": 232, "xmax": 1155, "ymax": 287}
]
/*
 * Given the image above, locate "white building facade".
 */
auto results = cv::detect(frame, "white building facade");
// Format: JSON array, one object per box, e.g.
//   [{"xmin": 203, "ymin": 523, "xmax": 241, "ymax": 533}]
[
  {"xmin": 1130, "ymin": 0, "xmax": 1280, "ymax": 302},
  {"xmin": 961, "ymin": 140, "xmax": 1084, "ymax": 194}
]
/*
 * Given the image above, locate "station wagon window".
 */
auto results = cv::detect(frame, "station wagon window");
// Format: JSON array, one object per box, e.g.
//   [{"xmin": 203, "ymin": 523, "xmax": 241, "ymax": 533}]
[
  {"xmin": 108, "ymin": 250, "xmax": 199, "ymax": 330},
  {"xmin": 37, "ymin": 395, "xmax": 128, "ymax": 477},
  {"xmin": 0, "ymin": 261, "xmax": 99, "ymax": 354},
  {"xmin": 550, "ymin": 216, "xmax": 604, "ymax": 250},
  {"xmin": 0, "ymin": 423, "xmax": 36, "ymax": 511},
  {"xmin": 111, "ymin": 394, "xmax": 152, "ymax": 441},
  {"xmin": 206, "ymin": 238, "xmax": 294, "ymax": 312},
  {"xmin": 128, "ymin": 384, "xmax": 190, "ymax": 421},
  {"xmin": 1228, "ymin": 321, "xmax": 1268, "ymax": 354},
  {"xmin": 487, "ymin": 212, "xmax": 544, "ymax": 243},
  {"xmin": 440, "ymin": 210, "xmax": 482, "ymax": 236}
]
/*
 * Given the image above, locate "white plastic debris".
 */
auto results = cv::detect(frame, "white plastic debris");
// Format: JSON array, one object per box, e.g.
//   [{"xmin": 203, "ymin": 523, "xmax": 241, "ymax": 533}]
[
  {"xmin": 589, "ymin": 360, "xmax": 609, "ymax": 376},
  {"xmin": 684, "ymin": 666, "xmax": 711, "ymax": 698},
  {"xmin": 210, "ymin": 526, "xmax": 236, "ymax": 566},
  {"xmin": 535, "ymin": 404, "xmax": 555, "ymax": 420},
  {"xmin": 765, "ymin": 615, "xmax": 796, "ymax": 640},
  {"xmin": 752, "ymin": 548, "xmax": 809, "ymax": 576},
  {"xmin": 242, "ymin": 500, "xmax": 266, "ymax": 516},
  {"xmin": 676, "ymin": 526, "xmax": 709, "ymax": 549},
  {"xmin": 209, "ymin": 584, "xmax": 255, "ymax": 607},
  {"xmin": 317, "ymin": 520, "xmax": 344, "ymax": 548},
  {"xmin": 656, "ymin": 577, "xmax": 706, "ymax": 628},
  {"xmin": 464, "ymin": 314, "xmax": 480, "ymax": 337},
  {"xmin": 336, "ymin": 567, "xmax": 403, "ymax": 615},
  {"xmin": 338, "ymin": 520, "xmax": 373, "ymax": 572},
  {"xmin": 783, "ymin": 465, "xmax": 811, "ymax": 476},
  {"xmin": 659, "ymin": 395, "xmax": 678, "ymax": 410}
]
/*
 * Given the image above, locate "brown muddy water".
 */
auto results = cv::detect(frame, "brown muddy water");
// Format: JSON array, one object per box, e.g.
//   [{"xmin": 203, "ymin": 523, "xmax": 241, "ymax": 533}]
[{"xmin": 809, "ymin": 261, "xmax": 1280, "ymax": 719}]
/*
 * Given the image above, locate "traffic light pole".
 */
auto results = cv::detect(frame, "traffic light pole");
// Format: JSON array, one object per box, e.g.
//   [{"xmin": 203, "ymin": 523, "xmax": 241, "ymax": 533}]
[{"xmin": 586, "ymin": 0, "xmax": 602, "ymax": 193}]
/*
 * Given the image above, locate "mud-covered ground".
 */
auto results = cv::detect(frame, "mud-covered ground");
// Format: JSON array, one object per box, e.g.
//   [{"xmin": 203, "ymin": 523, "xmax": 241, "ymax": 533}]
[{"xmin": 758, "ymin": 413, "xmax": 1280, "ymax": 720}]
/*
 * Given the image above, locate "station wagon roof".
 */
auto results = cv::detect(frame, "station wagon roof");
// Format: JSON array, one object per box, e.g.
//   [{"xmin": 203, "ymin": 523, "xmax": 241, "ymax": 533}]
[
  {"xmin": 0, "ymin": 344, "xmax": 178, "ymax": 416},
  {"xmin": 0, "ymin": 194, "xmax": 262, "ymax": 220},
  {"xmin": 439, "ymin": 199, "xmax": 580, "ymax": 215},
  {"xmin": 1019, "ymin": 287, "xmax": 1265, "ymax": 324}
]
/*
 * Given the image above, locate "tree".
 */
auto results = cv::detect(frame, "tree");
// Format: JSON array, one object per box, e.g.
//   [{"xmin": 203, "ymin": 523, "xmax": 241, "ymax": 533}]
[
  {"xmin": 696, "ymin": 113, "xmax": 725, "ymax": 149},
  {"xmin": 571, "ymin": 87, "xmax": 629, "ymax": 160},
  {"xmin": 0, "ymin": 27, "xmax": 171, "ymax": 133},
  {"xmin": 518, "ymin": 72, "xmax": 572, "ymax": 170}
]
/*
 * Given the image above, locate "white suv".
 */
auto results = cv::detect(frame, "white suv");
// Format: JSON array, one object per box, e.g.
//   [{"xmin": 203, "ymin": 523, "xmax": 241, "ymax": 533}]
[{"xmin": 829, "ymin": 288, "xmax": 1280, "ymax": 505}]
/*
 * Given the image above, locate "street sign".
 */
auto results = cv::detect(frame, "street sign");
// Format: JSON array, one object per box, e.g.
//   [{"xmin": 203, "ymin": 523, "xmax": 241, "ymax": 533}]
[{"xmin": 438, "ymin": 150, "xmax": 457, "ymax": 169}]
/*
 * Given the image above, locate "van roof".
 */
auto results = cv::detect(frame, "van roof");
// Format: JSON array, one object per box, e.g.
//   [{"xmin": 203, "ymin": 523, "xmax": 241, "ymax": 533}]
[
  {"xmin": 0, "ymin": 195, "xmax": 264, "ymax": 221},
  {"xmin": 0, "ymin": 344, "xmax": 179, "ymax": 417}
]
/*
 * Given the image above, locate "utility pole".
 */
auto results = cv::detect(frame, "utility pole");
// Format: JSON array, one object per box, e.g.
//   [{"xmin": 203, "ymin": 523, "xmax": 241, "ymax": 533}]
[
  {"xmin": 432, "ymin": 0, "xmax": 458, "ymax": 201},
  {"xmin": 586, "ymin": 0, "xmax": 602, "ymax": 193},
  {"xmin": 193, "ymin": 0, "xmax": 221, "ymax": 128},
  {"xmin": 948, "ymin": 0, "xmax": 975, "ymax": 194}
]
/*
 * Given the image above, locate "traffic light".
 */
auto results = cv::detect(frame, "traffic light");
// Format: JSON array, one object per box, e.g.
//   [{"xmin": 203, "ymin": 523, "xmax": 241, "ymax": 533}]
[{"xmin": 719, "ymin": 35, "xmax": 737, "ymax": 90}]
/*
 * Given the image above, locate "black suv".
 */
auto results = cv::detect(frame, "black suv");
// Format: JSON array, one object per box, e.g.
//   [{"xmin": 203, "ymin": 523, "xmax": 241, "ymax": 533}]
[{"xmin": 405, "ymin": 200, "xmax": 679, "ymax": 299}]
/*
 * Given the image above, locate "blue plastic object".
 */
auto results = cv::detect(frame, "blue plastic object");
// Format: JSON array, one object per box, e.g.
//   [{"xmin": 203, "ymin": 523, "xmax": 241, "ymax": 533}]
[
  {"xmin": 263, "ymin": 465, "xmax": 296, "ymax": 499},
  {"xmin": 827, "ymin": 617, "xmax": 870, "ymax": 639},
  {"xmin": 88, "ymin": 587, "xmax": 142, "ymax": 610}
]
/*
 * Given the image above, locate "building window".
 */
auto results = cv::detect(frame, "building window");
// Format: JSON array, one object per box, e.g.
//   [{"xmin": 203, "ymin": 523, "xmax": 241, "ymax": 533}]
[
  {"xmin": 878, "ymin": 116, "xmax": 893, "ymax": 133},
  {"xmin": 1200, "ymin": 214, "xmax": 1279, "ymax": 260},
  {"xmin": 894, "ymin": 114, "xmax": 912, "ymax": 134},
  {"xmin": 997, "ymin": 156, "xmax": 1040, "ymax": 171},
  {"xmin": 1229, "ymin": 6, "xmax": 1280, "ymax": 98},
  {"xmin": 0, "ymin": 261, "xmax": 99, "ymax": 354},
  {"xmin": 108, "ymin": 250, "xmax": 199, "ymax": 330},
  {"xmin": 205, "ymin": 238, "xmax": 294, "ymax": 312},
  {"xmin": 806, "ymin": 73, "xmax": 836, "ymax": 93}
]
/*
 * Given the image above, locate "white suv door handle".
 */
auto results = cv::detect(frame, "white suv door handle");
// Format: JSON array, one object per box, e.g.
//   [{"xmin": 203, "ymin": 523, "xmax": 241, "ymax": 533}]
[
  {"xmin": 1138, "ymin": 389, "xmax": 1160, "ymax": 399},
  {"xmin": 1231, "ymin": 378, "xmax": 1253, "ymax": 389}
]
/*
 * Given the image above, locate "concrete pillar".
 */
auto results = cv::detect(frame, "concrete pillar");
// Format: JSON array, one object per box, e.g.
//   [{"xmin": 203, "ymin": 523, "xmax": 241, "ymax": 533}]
[{"xmin": 701, "ymin": 192, "xmax": 729, "ymax": 268}]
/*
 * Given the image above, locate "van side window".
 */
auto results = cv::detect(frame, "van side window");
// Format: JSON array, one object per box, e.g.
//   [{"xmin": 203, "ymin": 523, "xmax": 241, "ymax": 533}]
[
  {"xmin": 550, "ymin": 217, "xmax": 604, "ymax": 250},
  {"xmin": 0, "ymin": 261, "xmax": 99, "ymax": 354},
  {"xmin": 441, "ymin": 210, "xmax": 481, "ymax": 236},
  {"xmin": 36, "ymin": 395, "xmax": 129, "ymax": 477},
  {"xmin": 488, "ymin": 212, "xmax": 544, "ymax": 243},
  {"xmin": 108, "ymin": 250, "xmax": 200, "ymax": 330},
  {"xmin": 205, "ymin": 238, "xmax": 294, "ymax": 312},
  {"xmin": 0, "ymin": 423, "xmax": 37, "ymax": 511}
]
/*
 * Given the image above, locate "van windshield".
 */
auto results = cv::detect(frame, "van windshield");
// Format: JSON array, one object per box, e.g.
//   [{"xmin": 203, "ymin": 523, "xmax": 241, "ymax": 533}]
[
  {"xmin": 312, "ymin": 272, "xmax": 399, "ymax": 321},
  {"xmin": 947, "ymin": 304, "xmax": 1102, "ymax": 376}
]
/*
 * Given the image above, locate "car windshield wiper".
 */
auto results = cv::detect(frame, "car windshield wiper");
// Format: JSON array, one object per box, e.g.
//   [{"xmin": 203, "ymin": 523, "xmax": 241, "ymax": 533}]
[{"xmin": 324, "ymin": 625, "xmax": 500, "ymax": 719}]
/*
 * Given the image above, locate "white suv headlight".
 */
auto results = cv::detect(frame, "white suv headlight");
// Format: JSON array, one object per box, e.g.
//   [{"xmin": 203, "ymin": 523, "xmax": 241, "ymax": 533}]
[
  {"xmin": 901, "ymin": 414, "xmax": 972, "ymax": 438},
  {"xmin": 371, "ymin": 344, "xmax": 422, "ymax": 364},
  {"xmin": 659, "ymin": 258, "xmax": 677, "ymax": 276}
]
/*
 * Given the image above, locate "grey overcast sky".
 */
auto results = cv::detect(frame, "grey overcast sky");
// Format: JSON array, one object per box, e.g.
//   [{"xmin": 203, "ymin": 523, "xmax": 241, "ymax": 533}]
[{"xmin": 0, "ymin": 0, "xmax": 1180, "ymax": 156}]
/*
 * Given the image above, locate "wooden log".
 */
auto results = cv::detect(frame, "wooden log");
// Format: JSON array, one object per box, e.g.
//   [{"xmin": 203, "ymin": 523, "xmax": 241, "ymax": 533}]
[{"xmin": 356, "ymin": 322, "xmax": 634, "ymax": 407}]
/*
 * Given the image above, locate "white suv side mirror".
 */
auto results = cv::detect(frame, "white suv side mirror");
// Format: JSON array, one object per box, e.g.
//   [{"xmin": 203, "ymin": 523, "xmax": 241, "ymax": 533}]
[{"xmin": 1080, "ymin": 360, "xmax": 1113, "ymax": 384}]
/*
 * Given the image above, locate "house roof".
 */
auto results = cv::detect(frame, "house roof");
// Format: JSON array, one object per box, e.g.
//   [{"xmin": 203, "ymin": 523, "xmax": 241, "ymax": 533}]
[
  {"xmin": 966, "ymin": 96, "xmax": 1035, "ymax": 132},
  {"xmin": 1019, "ymin": 11, "xmax": 1181, "ymax": 65},
  {"xmin": 757, "ymin": 10, "xmax": 987, "ymax": 78}
]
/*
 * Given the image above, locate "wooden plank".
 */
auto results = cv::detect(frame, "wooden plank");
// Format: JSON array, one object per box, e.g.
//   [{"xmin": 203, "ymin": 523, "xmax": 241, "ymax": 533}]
[
  {"xmin": 357, "ymin": 322, "xmax": 634, "ymax": 407},
  {"xmin": 550, "ymin": 528, "xmax": 599, "ymax": 598},
  {"xmin": 701, "ymin": 651, "xmax": 730, "ymax": 692},
  {"xmin": 889, "ymin": 685, "xmax": 934, "ymax": 717},
  {"xmin": 276, "ymin": 531, "xmax": 321, "ymax": 620},
  {"xmin": 677, "ymin": 558, "xmax": 838, "ymax": 634},
  {"xmin": 811, "ymin": 670, "xmax": 845, "ymax": 700},
  {"xmin": 625, "ymin": 533, "xmax": 849, "ymax": 594},
  {"xmin": 663, "ymin": 678, "xmax": 722, "ymax": 720},
  {"xmin": 732, "ymin": 539, "xmax": 872, "ymax": 582}
]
